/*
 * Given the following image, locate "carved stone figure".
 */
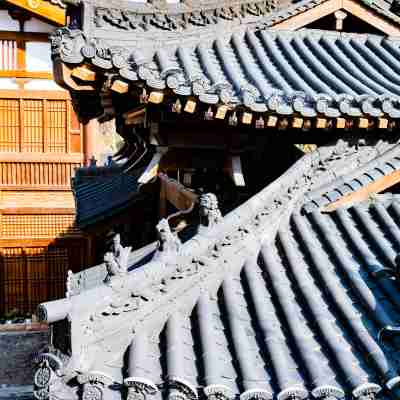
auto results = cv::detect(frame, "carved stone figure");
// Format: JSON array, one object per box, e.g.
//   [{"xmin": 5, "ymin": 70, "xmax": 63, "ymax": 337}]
[
  {"xmin": 104, "ymin": 234, "xmax": 131, "ymax": 281},
  {"xmin": 197, "ymin": 193, "xmax": 222, "ymax": 234},
  {"xmin": 153, "ymin": 218, "xmax": 181, "ymax": 261}
]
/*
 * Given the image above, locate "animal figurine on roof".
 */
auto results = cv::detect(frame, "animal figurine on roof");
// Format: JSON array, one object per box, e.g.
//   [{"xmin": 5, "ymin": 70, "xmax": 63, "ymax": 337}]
[
  {"xmin": 153, "ymin": 218, "xmax": 182, "ymax": 262},
  {"xmin": 197, "ymin": 193, "xmax": 223, "ymax": 234}
]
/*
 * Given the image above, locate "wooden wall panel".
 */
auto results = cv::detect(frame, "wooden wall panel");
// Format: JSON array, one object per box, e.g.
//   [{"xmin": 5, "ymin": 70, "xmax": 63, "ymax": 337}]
[
  {"xmin": 1, "ymin": 214, "xmax": 79, "ymax": 239},
  {"xmin": 23, "ymin": 99, "xmax": 43, "ymax": 152},
  {"xmin": 0, "ymin": 247, "xmax": 25, "ymax": 313},
  {"xmin": 0, "ymin": 161, "xmax": 81, "ymax": 187},
  {"xmin": 0, "ymin": 94, "xmax": 82, "ymax": 155},
  {"xmin": 47, "ymin": 100, "xmax": 67, "ymax": 153},
  {"xmin": 0, "ymin": 243, "xmax": 86, "ymax": 314},
  {"xmin": 0, "ymin": 98, "xmax": 19, "ymax": 152}
]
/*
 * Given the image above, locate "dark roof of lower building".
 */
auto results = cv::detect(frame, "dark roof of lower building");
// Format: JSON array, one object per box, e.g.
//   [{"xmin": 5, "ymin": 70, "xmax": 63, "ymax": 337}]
[
  {"xmin": 73, "ymin": 168, "xmax": 144, "ymax": 228},
  {"xmin": 37, "ymin": 141, "xmax": 400, "ymax": 400}
]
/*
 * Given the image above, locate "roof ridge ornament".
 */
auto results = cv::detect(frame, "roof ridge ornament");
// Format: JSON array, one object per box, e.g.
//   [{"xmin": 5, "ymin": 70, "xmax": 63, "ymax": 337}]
[{"xmin": 91, "ymin": 0, "xmax": 278, "ymax": 34}]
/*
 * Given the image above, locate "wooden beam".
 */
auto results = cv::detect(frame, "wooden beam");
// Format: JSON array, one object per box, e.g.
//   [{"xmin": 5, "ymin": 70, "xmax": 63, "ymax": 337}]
[
  {"xmin": 378, "ymin": 118, "xmax": 388, "ymax": 129},
  {"xmin": 323, "ymin": 170, "xmax": 400, "ymax": 212},
  {"xmin": 316, "ymin": 118, "xmax": 327, "ymax": 129},
  {"xmin": 0, "ymin": 32, "xmax": 49, "ymax": 41},
  {"xmin": 0, "ymin": 89, "xmax": 69, "ymax": 99},
  {"xmin": 271, "ymin": 0, "xmax": 400, "ymax": 35},
  {"xmin": 0, "ymin": 207, "xmax": 75, "ymax": 215},
  {"xmin": 184, "ymin": 99, "xmax": 196, "ymax": 113},
  {"xmin": 242, "ymin": 112, "xmax": 252, "ymax": 125},
  {"xmin": 358, "ymin": 118, "xmax": 369, "ymax": 128},
  {"xmin": 111, "ymin": 80, "xmax": 129, "ymax": 94},
  {"xmin": 267, "ymin": 115, "xmax": 278, "ymax": 127},
  {"xmin": 336, "ymin": 118, "xmax": 346, "ymax": 129},
  {"xmin": 158, "ymin": 173, "xmax": 198, "ymax": 211},
  {"xmin": 0, "ymin": 153, "xmax": 83, "ymax": 163},
  {"xmin": 0, "ymin": 71, "xmax": 53, "ymax": 79},
  {"xmin": 71, "ymin": 66, "xmax": 96, "ymax": 82},
  {"xmin": 292, "ymin": 117, "xmax": 303, "ymax": 129},
  {"xmin": 4, "ymin": 0, "xmax": 66, "ymax": 25},
  {"xmin": 53, "ymin": 59, "xmax": 96, "ymax": 91},
  {"xmin": 123, "ymin": 107, "xmax": 146, "ymax": 125},
  {"xmin": 148, "ymin": 91, "xmax": 164, "ymax": 104},
  {"xmin": 215, "ymin": 105, "xmax": 228, "ymax": 120}
]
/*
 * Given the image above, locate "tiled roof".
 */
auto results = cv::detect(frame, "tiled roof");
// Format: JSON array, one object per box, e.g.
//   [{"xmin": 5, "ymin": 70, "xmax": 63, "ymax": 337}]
[
  {"xmin": 73, "ymin": 170, "xmax": 143, "ymax": 227},
  {"xmin": 57, "ymin": 28, "xmax": 400, "ymax": 118},
  {"xmin": 122, "ymin": 198, "xmax": 400, "ymax": 400},
  {"xmin": 37, "ymin": 141, "xmax": 400, "ymax": 400},
  {"xmin": 362, "ymin": 0, "xmax": 400, "ymax": 25},
  {"xmin": 304, "ymin": 143, "xmax": 400, "ymax": 212}
]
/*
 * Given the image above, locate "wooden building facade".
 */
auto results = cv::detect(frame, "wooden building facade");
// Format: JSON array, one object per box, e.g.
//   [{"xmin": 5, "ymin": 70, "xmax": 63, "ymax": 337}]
[{"xmin": 0, "ymin": 0, "xmax": 93, "ymax": 316}]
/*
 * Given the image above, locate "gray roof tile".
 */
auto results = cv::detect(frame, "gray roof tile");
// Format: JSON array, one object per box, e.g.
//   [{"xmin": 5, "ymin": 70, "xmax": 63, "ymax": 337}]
[
  {"xmin": 37, "ymin": 144, "xmax": 400, "ymax": 400},
  {"xmin": 73, "ymin": 170, "xmax": 144, "ymax": 227},
  {"xmin": 56, "ymin": 27, "xmax": 400, "ymax": 118}
]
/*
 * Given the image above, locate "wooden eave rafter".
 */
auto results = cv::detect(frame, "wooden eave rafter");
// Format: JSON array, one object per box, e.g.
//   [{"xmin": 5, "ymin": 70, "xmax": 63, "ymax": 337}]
[
  {"xmin": 271, "ymin": 0, "xmax": 400, "ymax": 35},
  {"xmin": 4, "ymin": 0, "xmax": 65, "ymax": 26}
]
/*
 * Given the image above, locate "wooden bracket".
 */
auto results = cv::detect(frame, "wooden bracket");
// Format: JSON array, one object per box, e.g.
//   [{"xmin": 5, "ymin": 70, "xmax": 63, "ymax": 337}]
[{"xmin": 71, "ymin": 66, "xmax": 96, "ymax": 82}]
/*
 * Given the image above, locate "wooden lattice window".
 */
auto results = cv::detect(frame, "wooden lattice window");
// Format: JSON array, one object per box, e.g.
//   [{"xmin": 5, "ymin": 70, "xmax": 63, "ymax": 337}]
[
  {"xmin": 1, "ymin": 214, "xmax": 79, "ymax": 239},
  {"xmin": 47, "ymin": 100, "xmax": 67, "ymax": 152},
  {"xmin": 0, "ymin": 246, "xmax": 77, "ymax": 314},
  {"xmin": 23, "ymin": 99, "xmax": 44, "ymax": 152},
  {"xmin": 0, "ymin": 32, "xmax": 51, "ymax": 79},
  {"xmin": 0, "ymin": 98, "xmax": 19, "ymax": 151},
  {"xmin": 0, "ymin": 95, "xmax": 81, "ymax": 154}
]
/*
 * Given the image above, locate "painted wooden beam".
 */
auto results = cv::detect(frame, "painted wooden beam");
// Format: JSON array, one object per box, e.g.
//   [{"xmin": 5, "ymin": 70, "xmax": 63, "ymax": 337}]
[
  {"xmin": 4, "ymin": 0, "xmax": 65, "ymax": 25},
  {"xmin": 323, "ymin": 170, "xmax": 400, "ymax": 212}
]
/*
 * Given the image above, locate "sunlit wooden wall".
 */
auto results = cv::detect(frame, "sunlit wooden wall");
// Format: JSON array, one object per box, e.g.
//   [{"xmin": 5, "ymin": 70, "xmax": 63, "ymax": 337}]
[{"xmin": 0, "ymin": 16, "xmax": 90, "ymax": 315}]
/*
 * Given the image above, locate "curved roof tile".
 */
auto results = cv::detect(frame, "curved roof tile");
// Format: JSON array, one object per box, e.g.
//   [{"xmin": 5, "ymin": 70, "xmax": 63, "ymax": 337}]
[
  {"xmin": 55, "ymin": 28, "xmax": 400, "ymax": 117},
  {"xmin": 37, "ymin": 142, "xmax": 400, "ymax": 400}
]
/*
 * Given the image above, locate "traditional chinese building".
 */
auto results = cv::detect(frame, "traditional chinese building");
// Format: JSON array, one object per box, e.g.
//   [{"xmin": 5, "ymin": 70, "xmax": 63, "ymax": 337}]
[
  {"xmin": 32, "ymin": 0, "xmax": 400, "ymax": 399},
  {"xmin": 0, "ymin": 0, "xmax": 101, "ymax": 317}
]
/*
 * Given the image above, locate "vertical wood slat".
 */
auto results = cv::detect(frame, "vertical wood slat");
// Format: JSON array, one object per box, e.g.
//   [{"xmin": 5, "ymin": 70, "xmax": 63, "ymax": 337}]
[
  {"xmin": 19, "ymin": 98, "xmax": 23, "ymax": 152},
  {"xmin": 0, "ymin": 244, "xmax": 84, "ymax": 314},
  {"xmin": 43, "ymin": 99, "xmax": 48, "ymax": 153},
  {"xmin": 0, "ymin": 162, "xmax": 81, "ymax": 186},
  {"xmin": 1, "ymin": 95, "xmax": 78, "ymax": 154}
]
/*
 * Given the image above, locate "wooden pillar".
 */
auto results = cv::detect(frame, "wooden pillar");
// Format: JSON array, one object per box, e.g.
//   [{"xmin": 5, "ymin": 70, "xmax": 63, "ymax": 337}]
[{"xmin": 83, "ymin": 119, "xmax": 99, "ymax": 165}]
